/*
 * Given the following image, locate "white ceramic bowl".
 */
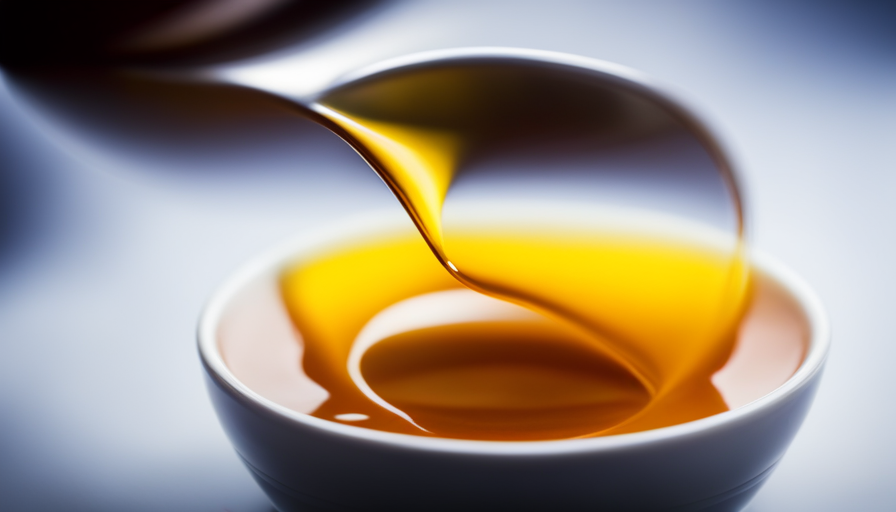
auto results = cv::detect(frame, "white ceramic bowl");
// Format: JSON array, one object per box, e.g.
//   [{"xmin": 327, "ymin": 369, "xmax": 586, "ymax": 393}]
[{"xmin": 198, "ymin": 212, "xmax": 828, "ymax": 512}]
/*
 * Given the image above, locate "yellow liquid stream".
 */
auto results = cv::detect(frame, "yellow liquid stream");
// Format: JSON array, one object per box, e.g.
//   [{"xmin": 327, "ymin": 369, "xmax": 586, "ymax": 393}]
[{"xmin": 281, "ymin": 60, "xmax": 749, "ymax": 440}]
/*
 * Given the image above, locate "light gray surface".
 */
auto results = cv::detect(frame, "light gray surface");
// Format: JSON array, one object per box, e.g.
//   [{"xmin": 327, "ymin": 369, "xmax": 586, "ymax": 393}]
[{"xmin": 0, "ymin": 1, "xmax": 893, "ymax": 510}]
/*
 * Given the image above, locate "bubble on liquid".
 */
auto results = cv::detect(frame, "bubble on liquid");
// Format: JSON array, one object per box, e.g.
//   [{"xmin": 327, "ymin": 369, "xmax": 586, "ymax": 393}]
[{"xmin": 334, "ymin": 413, "xmax": 369, "ymax": 422}]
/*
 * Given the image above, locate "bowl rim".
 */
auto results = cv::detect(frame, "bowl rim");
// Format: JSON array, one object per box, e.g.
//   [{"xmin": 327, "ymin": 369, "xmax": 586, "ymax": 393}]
[{"xmin": 197, "ymin": 210, "xmax": 830, "ymax": 457}]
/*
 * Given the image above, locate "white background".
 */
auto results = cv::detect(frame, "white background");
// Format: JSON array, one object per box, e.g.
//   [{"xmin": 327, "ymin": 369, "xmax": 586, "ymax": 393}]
[{"xmin": 0, "ymin": 1, "xmax": 893, "ymax": 510}]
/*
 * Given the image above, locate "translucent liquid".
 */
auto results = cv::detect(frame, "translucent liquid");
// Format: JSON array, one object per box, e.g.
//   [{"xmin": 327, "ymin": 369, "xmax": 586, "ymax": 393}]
[
  {"xmin": 283, "ymin": 58, "xmax": 749, "ymax": 439},
  {"xmin": 280, "ymin": 227, "xmax": 747, "ymax": 440}
]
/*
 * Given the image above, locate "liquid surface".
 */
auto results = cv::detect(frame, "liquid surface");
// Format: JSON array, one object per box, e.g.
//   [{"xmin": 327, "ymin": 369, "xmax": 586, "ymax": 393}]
[
  {"xmin": 270, "ymin": 227, "xmax": 747, "ymax": 440},
  {"xmin": 217, "ymin": 227, "xmax": 809, "ymax": 441}
]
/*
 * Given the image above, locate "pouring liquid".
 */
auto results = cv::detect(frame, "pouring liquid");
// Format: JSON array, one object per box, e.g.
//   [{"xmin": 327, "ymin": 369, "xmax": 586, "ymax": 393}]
[{"xmin": 281, "ymin": 58, "xmax": 749, "ymax": 440}]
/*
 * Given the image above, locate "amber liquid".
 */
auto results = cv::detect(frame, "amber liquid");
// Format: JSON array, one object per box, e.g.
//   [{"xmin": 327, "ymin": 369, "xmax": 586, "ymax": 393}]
[{"xmin": 274, "ymin": 60, "xmax": 749, "ymax": 440}]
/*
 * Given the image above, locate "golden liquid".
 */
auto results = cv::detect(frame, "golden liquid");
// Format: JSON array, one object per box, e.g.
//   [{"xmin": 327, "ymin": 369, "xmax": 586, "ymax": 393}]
[{"xmin": 278, "ymin": 60, "xmax": 749, "ymax": 440}]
